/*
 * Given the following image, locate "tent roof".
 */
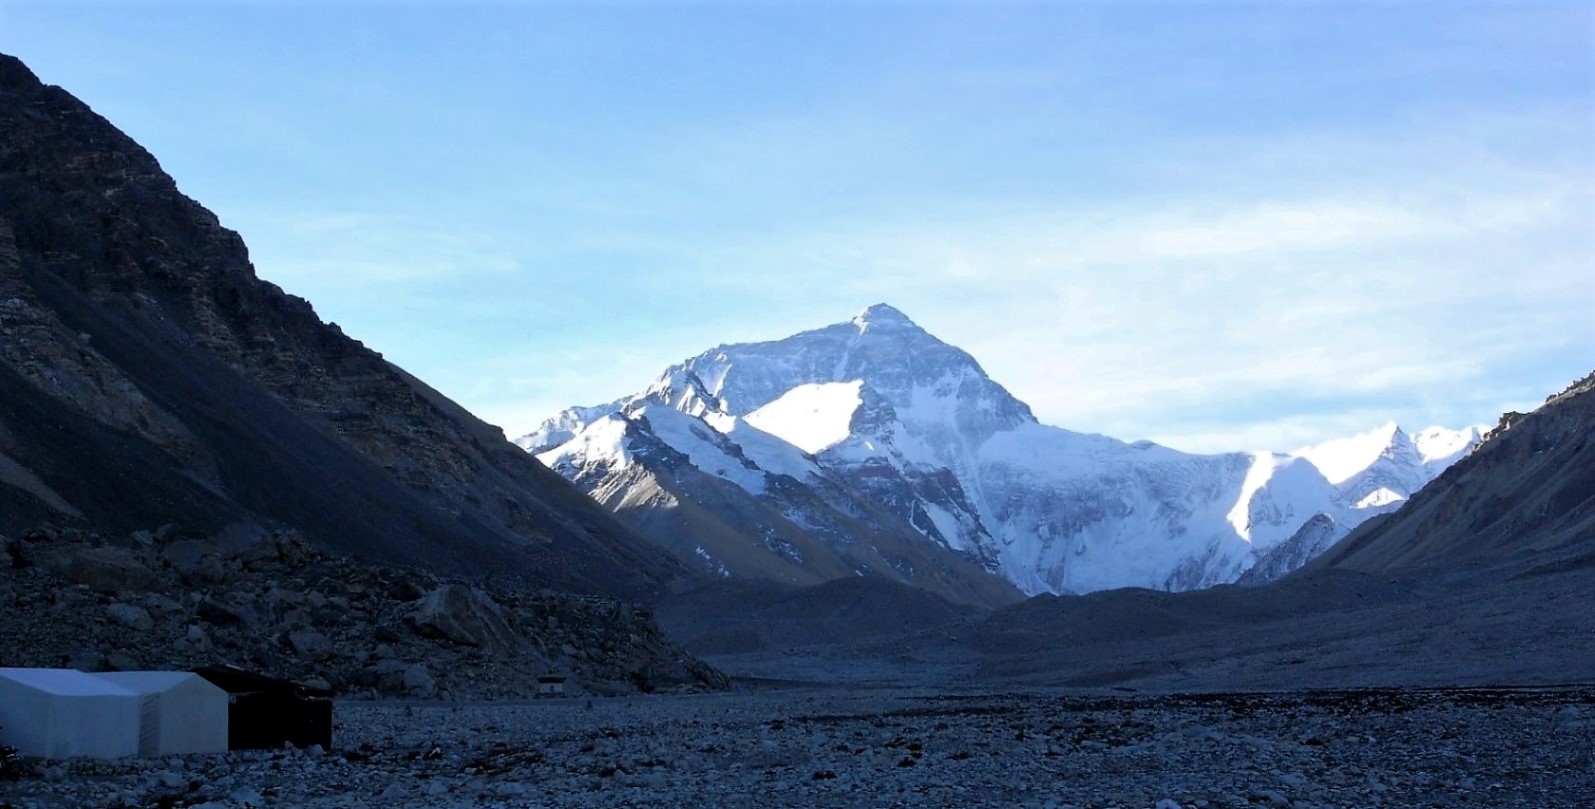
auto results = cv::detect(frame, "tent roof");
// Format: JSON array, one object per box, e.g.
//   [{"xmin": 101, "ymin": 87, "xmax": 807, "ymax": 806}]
[
  {"xmin": 0, "ymin": 668, "xmax": 137, "ymax": 697},
  {"xmin": 96, "ymin": 671, "xmax": 216, "ymax": 693}
]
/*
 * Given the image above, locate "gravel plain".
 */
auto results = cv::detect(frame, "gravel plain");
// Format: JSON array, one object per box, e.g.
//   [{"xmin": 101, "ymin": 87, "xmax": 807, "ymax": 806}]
[{"xmin": 4, "ymin": 683, "xmax": 1590, "ymax": 808}]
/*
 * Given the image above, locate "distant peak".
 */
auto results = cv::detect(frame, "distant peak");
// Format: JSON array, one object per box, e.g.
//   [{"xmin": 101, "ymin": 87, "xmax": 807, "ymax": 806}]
[{"xmin": 852, "ymin": 303, "xmax": 916, "ymax": 331}]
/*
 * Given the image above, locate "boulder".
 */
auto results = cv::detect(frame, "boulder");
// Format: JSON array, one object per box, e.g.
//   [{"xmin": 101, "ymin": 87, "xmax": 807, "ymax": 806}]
[
  {"xmin": 366, "ymin": 659, "xmax": 409, "ymax": 692},
  {"xmin": 184, "ymin": 625, "xmax": 212, "ymax": 650},
  {"xmin": 406, "ymin": 584, "xmax": 521, "ymax": 652},
  {"xmin": 402, "ymin": 663, "xmax": 437, "ymax": 698},
  {"xmin": 105, "ymin": 650, "xmax": 140, "ymax": 671},
  {"xmin": 288, "ymin": 630, "xmax": 333, "ymax": 660},
  {"xmin": 67, "ymin": 649, "xmax": 106, "ymax": 672},
  {"xmin": 67, "ymin": 547, "xmax": 161, "ymax": 593},
  {"xmin": 106, "ymin": 603, "xmax": 154, "ymax": 631},
  {"xmin": 161, "ymin": 539, "xmax": 228, "ymax": 583}
]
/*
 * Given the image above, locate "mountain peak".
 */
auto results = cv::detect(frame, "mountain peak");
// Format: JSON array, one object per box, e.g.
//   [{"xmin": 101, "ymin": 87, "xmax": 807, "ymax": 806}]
[
  {"xmin": 852, "ymin": 303, "xmax": 916, "ymax": 331},
  {"xmin": 1293, "ymin": 421, "xmax": 1417, "ymax": 486}
]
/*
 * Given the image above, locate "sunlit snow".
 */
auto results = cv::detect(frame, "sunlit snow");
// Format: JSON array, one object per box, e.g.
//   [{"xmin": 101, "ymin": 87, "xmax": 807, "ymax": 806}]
[
  {"xmin": 745, "ymin": 381, "xmax": 863, "ymax": 455},
  {"xmin": 535, "ymin": 414, "xmax": 631, "ymax": 472},
  {"xmin": 1292, "ymin": 421, "xmax": 1405, "ymax": 485}
]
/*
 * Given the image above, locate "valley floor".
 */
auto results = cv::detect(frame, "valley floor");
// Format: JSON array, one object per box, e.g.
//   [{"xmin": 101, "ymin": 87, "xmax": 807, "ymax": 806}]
[{"xmin": 5, "ymin": 684, "xmax": 1589, "ymax": 808}]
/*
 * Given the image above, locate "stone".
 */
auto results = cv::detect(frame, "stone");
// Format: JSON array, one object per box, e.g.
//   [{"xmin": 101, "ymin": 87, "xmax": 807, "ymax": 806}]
[
  {"xmin": 370, "ymin": 659, "xmax": 410, "ymax": 693},
  {"xmin": 288, "ymin": 630, "xmax": 334, "ymax": 660},
  {"xmin": 106, "ymin": 603, "xmax": 154, "ymax": 631},
  {"xmin": 275, "ymin": 608, "xmax": 311, "ymax": 631},
  {"xmin": 162, "ymin": 539, "xmax": 226, "ymax": 581},
  {"xmin": 185, "ymin": 624, "xmax": 212, "ymax": 648},
  {"xmin": 197, "ymin": 597, "xmax": 249, "ymax": 626},
  {"xmin": 67, "ymin": 547, "xmax": 161, "ymax": 593},
  {"xmin": 105, "ymin": 651, "xmax": 140, "ymax": 671},
  {"xmin": 403, "ymin": 663, "xmax": 438, "ymax": 698},
  {"xmin": 406, "ymin": 584, "xmax": 521, "ymax": 651},
  {"xmin": 68, "ymin": 648, "xmax": 107, "ymax": 671},
  {"xmin": 1256, "ymin": 789, "xmax": 1291, "ymax": 807}
]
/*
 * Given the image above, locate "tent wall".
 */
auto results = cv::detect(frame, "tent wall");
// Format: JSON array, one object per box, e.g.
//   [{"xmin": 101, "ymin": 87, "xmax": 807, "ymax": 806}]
[
  {"xmin": 0, "ymin": 669, "xmax": 142, "ymax": 759},
  {"xmin": 95, "ymin": 672, "xmax": 228, "ymax": 755}
]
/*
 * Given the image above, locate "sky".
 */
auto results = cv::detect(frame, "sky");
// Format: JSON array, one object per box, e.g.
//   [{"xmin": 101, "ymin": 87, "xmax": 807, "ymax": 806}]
[{"xmin": 4, "ymin": 1, "xmax": 1592, "ymax": 453}]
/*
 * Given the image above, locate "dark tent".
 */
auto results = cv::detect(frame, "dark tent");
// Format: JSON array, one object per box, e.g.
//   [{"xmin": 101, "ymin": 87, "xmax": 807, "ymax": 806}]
[{"xmin": 193, "ymin": 666, "xmax": 332, "ymax": 750}]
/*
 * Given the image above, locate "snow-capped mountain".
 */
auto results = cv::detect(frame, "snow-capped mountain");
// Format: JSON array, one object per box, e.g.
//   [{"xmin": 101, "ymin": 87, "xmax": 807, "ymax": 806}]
[
  {"xmin": 523, "ymin": 304, "xmax": 1482, "ymax": 596},
  {"xmin": 533, "ymin": 397, "xmax": 1024, "ymax": 609},
  {"xmin": 1292, "ymin": 422, "xmax": 1487, "ymax": 510}
]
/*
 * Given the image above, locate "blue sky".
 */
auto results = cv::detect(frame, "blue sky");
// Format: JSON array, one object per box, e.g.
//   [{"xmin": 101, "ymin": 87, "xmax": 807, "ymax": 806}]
[{"xmin": 5, "ymin": 1, "xmax": 1591, "ymax": 452}]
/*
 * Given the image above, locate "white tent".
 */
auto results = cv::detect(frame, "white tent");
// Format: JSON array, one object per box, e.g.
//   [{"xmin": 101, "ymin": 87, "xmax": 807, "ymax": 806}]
[
  {"xmin": 0, "ymin": 668, "xmax": 142, "ymax": 759},
  {"xmin": 95, "ymin": 671, "xmax": 228, "ymax": 755}
]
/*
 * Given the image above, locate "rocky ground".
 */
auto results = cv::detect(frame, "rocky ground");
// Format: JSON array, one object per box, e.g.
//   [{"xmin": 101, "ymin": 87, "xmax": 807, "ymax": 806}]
[
  {"xmin": 0, "ymin": 524, "xmax": 727, "ymax": 699},
  {"xmin": 2, "ymin": 684, "xmax": 1589, "ymax": 807}
]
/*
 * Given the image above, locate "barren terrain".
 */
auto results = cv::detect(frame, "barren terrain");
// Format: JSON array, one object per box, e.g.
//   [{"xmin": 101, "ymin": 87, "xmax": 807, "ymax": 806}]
[{"xmin": 5, "ymin": 683, "xmax": 1590, "ymax": 808}]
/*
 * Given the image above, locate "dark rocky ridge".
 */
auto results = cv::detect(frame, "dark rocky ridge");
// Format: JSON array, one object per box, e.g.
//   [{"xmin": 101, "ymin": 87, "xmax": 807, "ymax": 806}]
[{"xmin": 0, "ymin": 52, "xmax": 682, "ymax": 599}]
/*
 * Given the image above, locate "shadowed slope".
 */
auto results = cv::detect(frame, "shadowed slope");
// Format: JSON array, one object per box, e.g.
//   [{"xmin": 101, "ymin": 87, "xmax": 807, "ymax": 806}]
[{"xmin": 0, "ymin": 53, "xmax": 682, "ymax": 599}]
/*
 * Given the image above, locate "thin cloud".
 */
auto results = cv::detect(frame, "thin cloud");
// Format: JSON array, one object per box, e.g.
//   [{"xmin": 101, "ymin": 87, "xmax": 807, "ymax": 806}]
[{"xmin": 246, "ymin": 211, "xmax": 523, "ymax": 287}]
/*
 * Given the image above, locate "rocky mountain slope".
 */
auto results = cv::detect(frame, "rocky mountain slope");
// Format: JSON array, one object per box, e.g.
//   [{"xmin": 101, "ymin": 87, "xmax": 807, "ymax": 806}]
[
  {"xmin": 1306, "ymin": 371, "xmax": 1594, "ymax": 576},
  {"xmin": 0, "ymin": 52, "xmax": 683, "ymax": 600},
  {"xmin": 525, "ymin": 304, "xmax": 1482, "ymax": 596},
  {"xmin": 0, "ymin": 523, "xmax": 727, "ymax": 698}
]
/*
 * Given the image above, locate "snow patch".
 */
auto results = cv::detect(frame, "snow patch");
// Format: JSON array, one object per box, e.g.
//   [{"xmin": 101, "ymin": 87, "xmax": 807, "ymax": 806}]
[
  {"xmin": 745, "ymin": 381, "xmax": 864, "ymax": 455},
  {"xmin": 1413, "ymin": 425, "xmax": 1487, "ymax": 471},
  {"xmin": 1356, "ymin": 487, "xmax": 1406, "ymax": 509}
]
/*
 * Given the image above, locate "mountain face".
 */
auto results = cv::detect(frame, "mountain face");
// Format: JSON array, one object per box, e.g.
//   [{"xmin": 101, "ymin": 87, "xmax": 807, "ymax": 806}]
[
  {"xmin": 0, "ymin": 53, "xmax": 684, "ymax": 600},
  {"xmin": 524, "ymin": 304, "xmax": 1484, "ymax": 596}
]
